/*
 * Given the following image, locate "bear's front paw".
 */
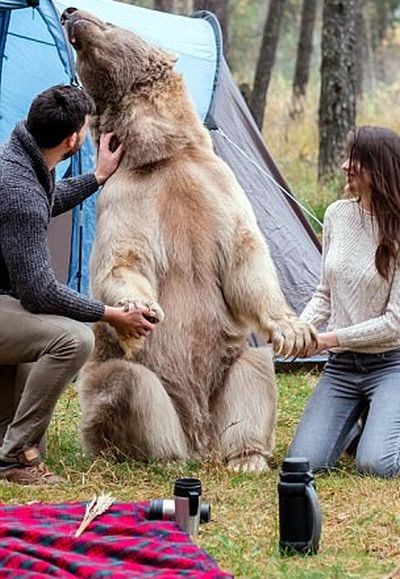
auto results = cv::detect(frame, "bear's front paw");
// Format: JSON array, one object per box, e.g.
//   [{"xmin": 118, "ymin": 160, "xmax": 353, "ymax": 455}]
[
  {"xmin": 266, "ymin": 317, "xmax": 317, "ymax": 359},
  {"xmin": 145, "ymin": 300, "xmax": 165, "ymax": 324},
  {"xmin": 113, "ymin": 298, "xmax": 165, "ymax": 360},
  {"xmin": 227, "ymin": 452, "xmax": 270, "ymax": 473},
  {"xmin": 115, "ymin": 298, "xmax": 165, "ymax": 324}
]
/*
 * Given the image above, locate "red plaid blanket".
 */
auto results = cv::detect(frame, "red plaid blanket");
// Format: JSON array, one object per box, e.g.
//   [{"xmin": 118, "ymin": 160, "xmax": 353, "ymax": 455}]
[{"xmin": 0, "ymin": 501, "xmax": 233, "ymax": 578}]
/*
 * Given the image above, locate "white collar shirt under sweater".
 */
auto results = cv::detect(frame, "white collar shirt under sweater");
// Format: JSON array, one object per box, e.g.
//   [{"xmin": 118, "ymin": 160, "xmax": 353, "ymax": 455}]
[{"xmin": 301, "ymin": 199, "xmax": 400, "ymax": 353}]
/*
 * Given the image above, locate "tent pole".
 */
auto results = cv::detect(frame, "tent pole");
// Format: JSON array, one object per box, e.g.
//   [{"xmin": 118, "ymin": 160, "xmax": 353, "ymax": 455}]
[
  {"xmin": 76, "ymin": 150, "xmax": 83, "ymax": 294},
  {"xmin": 0, "ymin": 11, "xmax": 10, "ymax": 99},
  {"xmin": 215, "ymin": 127, "xmax": 323, "ymax": 230}
]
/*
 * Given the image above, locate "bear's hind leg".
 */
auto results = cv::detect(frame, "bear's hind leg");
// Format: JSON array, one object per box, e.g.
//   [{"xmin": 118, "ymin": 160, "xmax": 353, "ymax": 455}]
[
  {"xmin": 211, "ymin": 346, "xmax": 277, "ymax": 472},
  {"xmin": 77, "ymin": 360, "xmax": 188, "ymax": 462}
]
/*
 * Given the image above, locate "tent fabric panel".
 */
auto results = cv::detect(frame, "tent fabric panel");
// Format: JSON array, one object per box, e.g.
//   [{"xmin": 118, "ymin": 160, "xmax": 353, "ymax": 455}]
[
  {"xmin": 0, "ymin": 11, "xmax": 10, "ymax": 92},
  {"xmin": 0, "ymin": 0, "xmax": 83, "ymax": 284},
  {"xmin": 0, "ymin": 6, "xmax": 72, "ymax": 142},
  {"xmin": 213, "ymin": 60, "xmax": 320, "ymax": 249},
  {"xmin": 210, "ymin": 60, "xmax": 321, "ymax": 315},
  {"xmin": 191, "ymin": 10, "xmax": 223, "ymax": 127},
  {"xmin": 0, "ymin": 1, "xmax": 85, "ymax": 284},
  {"xmin": 0, "ymin": 0, "xmax": 36, "ymax": 10},
  {"xmin": 68, "ymin": 143, "xmax": 98, "ymax": 293},
  {"xmin": 48, "ymin": 211, "xmax": 72, "ymax": 283},
  {"xmin": 38, "ymin": 0, "xmax": 75, "ymax": 76},
  {"xmin": 53, "ymin": 0, "xmax": 219, "ymax": 123}
]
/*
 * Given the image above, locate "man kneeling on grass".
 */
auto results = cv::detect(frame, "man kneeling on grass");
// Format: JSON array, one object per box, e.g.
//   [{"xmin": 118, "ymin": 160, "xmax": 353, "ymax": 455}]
[{"xmin": 0, "ymin": 84, "xmax": 156, "ymax": 485}]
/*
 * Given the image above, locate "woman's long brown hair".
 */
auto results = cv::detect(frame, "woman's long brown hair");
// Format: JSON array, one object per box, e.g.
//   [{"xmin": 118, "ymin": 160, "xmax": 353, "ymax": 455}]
[{"xmin": 347, "ymin": 125, "xmax": 400, "ymax": 280}]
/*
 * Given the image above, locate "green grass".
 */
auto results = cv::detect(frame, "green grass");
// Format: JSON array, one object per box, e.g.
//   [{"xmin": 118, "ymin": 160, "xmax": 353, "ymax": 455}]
[{"xmin": 1, "ymin": 370, "xmax": 399, "ymax": 578}]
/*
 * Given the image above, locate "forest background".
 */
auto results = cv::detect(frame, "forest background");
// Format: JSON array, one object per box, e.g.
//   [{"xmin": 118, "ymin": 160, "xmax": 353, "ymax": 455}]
[{"xmin": 121, "ymin": 0, "xmax": 400, "ymax": 235}]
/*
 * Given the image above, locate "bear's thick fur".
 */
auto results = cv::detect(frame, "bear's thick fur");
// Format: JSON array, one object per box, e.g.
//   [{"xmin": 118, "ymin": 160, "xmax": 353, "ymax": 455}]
[{"xmin": 63, "ymin": 9, "xmax": 315, "ymax": 471}]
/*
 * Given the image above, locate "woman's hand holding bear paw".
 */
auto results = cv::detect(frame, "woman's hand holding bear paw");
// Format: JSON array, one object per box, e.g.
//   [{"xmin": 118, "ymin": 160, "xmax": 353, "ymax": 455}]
[{"xmin": 265, "ymin": 317, "xmax": 318, "ymax": 359}]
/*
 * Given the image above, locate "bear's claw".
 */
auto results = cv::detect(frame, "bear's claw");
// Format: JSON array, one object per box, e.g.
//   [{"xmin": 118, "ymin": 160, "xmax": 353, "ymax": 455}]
[
  {"xmin": 227, "ymin": 452, "xmax": 270, "ymax": 473},
  {"xmin": 266, "ymin": 317, "xmax": 317, "ymax": 359},
  {"xmin": 115, "ymin": 298, "xmax": 165, "ymax": 324}
]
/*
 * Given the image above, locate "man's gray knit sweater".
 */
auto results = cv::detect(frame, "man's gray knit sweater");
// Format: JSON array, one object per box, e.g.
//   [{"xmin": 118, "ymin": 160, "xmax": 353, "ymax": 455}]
[{"xmin": 0, "ymin": 121, "xmax": 105, "ymax": 322}]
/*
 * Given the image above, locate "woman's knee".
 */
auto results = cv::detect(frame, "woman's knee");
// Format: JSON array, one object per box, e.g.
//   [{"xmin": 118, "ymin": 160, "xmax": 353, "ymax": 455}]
[
  {"xmin": 355, "ymin": 450, "xmax": 400, "ymax": 478},
  {"xmin": 287, "ymin": 442, "xmax": 333, "ymax": 473}
]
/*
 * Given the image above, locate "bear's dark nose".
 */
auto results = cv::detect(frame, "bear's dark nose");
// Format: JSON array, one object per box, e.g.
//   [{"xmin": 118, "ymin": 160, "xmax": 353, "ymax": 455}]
[{"xmin": 60, "ymin": 7, "xmax": 78, "ymax": 25}]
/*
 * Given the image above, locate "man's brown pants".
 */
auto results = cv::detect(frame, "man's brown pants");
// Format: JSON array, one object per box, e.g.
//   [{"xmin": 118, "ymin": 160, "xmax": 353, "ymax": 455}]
[{"xmin": 0, "ymin": 295, "xmax": 94, "ymax": 462}]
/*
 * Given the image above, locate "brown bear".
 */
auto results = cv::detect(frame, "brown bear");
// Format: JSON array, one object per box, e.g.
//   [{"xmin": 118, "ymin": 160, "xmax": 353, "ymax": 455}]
[{"xmin": 62, "ymin": 8, "xmax": 316, "ymax": 471}]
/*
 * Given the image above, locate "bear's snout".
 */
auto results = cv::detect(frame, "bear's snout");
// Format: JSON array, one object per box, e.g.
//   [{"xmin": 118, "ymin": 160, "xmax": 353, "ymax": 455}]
[
  {"xmin": 61, "ymin": 8, "xmax": 105, "ymax": 51},
  {"xmin": 60, "ymin": 7, "xmax": 82, "ymax": 48},
  {"xmin": 60, "ymin": 7, "xmax": 78, "ymax": 26}
]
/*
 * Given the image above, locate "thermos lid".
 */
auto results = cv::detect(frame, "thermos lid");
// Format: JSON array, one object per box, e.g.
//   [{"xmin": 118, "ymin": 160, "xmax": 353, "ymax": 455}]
[
  {"xmin": 200, "ymin": 502, "xmax": 211, "ymax": 523},
  {"xmin": 174, "ymin": 477, "xmax": 202, "ymax": 497},
  {"xmin": 281, "ymin": 457, "xmax": 310, "ymax": 473},
  {"xmin": 148, "ymin": 499, "xmax": 164, "ymax": 520}
]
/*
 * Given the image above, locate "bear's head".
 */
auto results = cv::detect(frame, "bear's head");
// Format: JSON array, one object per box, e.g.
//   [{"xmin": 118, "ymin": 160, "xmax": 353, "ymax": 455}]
[
  {"xmin": 61, "ymin": 8, "xmax": 210, "ymax": 167},
  {"xmin": 61, "ymin": 8, "xmax": 177, "ymax": 107}
]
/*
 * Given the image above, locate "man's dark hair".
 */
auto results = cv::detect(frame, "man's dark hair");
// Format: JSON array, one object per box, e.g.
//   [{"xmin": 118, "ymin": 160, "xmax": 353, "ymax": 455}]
[{"xmin": 26, "ymin": 84, "xmax": 93, "ymax": 148}]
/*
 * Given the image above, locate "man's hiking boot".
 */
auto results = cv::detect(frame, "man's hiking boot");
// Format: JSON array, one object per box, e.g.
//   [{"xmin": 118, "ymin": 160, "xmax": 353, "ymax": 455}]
[{"xmin": 0, "ymin": 447, "xmax": 66, "ymax": 486}]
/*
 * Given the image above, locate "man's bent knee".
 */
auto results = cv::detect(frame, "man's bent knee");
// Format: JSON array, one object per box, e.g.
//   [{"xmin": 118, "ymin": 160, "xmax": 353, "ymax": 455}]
[
  {"xmin": 50, "ymin": 321, "xmax": 94, "ymax": 368},
  {"xmin": 68, "ymin": 323, "xmax": 95, "ymax": 365}
]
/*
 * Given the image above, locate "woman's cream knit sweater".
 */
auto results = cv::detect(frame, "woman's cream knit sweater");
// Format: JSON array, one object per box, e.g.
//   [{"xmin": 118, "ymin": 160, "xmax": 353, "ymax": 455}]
[{"xmin": 301, "ymin": 199, "xmax": 400, "ymax": 353}]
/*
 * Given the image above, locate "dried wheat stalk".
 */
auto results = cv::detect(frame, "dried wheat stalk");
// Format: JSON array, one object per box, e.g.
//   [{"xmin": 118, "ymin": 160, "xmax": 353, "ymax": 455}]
[{"xmin": 74, "ymin": 493, "xmax": 115, "ymax": 538}]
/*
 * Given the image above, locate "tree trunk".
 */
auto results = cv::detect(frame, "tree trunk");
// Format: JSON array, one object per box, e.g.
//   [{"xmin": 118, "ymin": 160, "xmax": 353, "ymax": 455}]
[
  {"xmin": 318, "ymin": 0, "xmax": 358, "ymax": 181},
  {"xmin": 355, "ymin": 0, "xmax": 365, "ymax": 98},
  {"xmin": 153, "ymin": 0, "xmax": 176, "ymax": 12},
  {"xmin": 192, "ymin": 0, "xmax": 230, "ymax": 59},
  {"xmin": 175, "ymin": 0, "xmax": 192, "ymax": 14},
  {"xmin": 290, "ymin": 0, "xmax": 318, "ymax": 118},
  {"xmin": 370, "ymin": 0, "xmax": 390, "ymax": 51},
  {"xmin": 249, "ymin": 0, "xmax": 287, "ymax": 130},
  {"xmin": 363, "ymin": 5, "xmax": 377, "ymax": 94}
]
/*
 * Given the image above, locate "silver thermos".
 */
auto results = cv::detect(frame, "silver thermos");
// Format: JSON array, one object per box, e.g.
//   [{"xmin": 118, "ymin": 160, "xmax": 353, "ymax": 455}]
[
  {"xmin": 148, "ymin": 498, "xmax": 211, "ymax": 525},
  {"xmin": 173, "ymin": 477, "xmax": 202, "ymax": 535}
]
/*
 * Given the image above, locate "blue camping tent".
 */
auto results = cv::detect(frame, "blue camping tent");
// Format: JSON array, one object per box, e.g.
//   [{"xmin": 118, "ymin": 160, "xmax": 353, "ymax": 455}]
[{"xmin": 0, "ymin": 0, "xmax": 322, "ymax": 320}]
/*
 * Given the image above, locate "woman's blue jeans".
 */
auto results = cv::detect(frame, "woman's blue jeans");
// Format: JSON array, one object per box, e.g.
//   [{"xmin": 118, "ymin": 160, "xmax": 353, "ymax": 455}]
[{"xmin": 288, "ymin": 349, "xmax": 400, "ymax": 478}]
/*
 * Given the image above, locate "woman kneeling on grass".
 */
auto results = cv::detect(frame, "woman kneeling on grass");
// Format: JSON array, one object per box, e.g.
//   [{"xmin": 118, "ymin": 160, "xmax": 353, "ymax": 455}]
[{"xmin": 288, "ymin": 125, "xmax": 400, "ymax": 478}]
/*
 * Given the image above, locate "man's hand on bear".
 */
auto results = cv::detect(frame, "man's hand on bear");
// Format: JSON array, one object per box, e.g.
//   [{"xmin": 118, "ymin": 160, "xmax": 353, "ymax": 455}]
[
  {"xmin": 102, "ymin": 301, "xmax": 158, "ymax": 339},
  {"xmin": 116, "ymin": 298, "xmax": 164, "ymax": 322},
  {"xmin": 94, "ymin": 132, "xmax": 124, "ymax": 186}
]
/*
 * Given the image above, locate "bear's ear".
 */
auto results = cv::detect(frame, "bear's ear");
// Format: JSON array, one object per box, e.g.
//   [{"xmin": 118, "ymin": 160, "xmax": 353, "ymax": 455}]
[
  {"xmin": 153, "ymin": 47, "xmax": 178, "ymax": 69},
  {"xmin": 140, "ymin": 49, "xmax": 178, "ymax": 84},
  {"xmin": 165, "ymin": 51, "xmax": 178, "ymax": 67}
]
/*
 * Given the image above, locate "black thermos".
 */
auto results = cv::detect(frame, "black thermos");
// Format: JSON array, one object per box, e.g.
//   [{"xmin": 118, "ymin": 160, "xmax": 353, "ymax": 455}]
[{"xmin": 278, "ymin": 457, "xmax": 321, "ymax": 555}]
